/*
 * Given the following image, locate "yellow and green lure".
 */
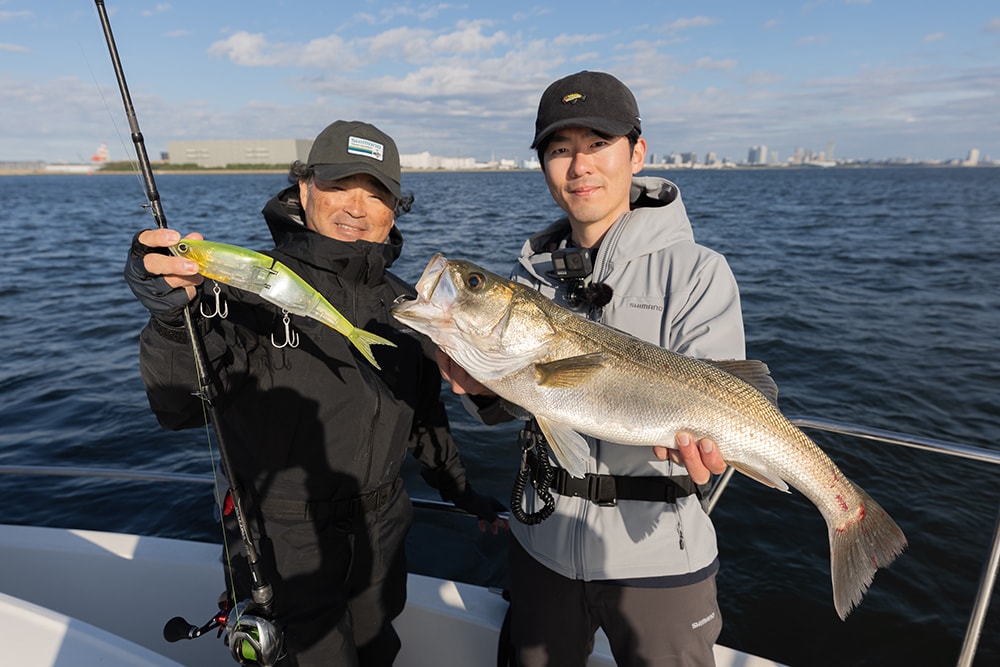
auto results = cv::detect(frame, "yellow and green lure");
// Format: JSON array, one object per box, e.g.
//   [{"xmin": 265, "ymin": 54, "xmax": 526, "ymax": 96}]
[{"xmin": 171, "ymin": 239, "xmax": 396, "ymax": 370}]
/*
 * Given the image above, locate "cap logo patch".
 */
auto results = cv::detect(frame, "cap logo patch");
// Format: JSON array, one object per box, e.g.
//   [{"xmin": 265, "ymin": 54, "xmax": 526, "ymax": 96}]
[
  {"xmin": 347, "ymin": 135, "xmax": 384, "ymax": 161},
  {"xmin": 561, "ymin": 93, "xmax": 585, "ymax": 104}
]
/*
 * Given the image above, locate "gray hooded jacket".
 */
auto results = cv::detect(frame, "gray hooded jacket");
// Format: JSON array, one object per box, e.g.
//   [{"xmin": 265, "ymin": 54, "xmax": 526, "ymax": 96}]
[{"xmin": 506, "ymin": 175, "xmax": 745, "ymax": 582}]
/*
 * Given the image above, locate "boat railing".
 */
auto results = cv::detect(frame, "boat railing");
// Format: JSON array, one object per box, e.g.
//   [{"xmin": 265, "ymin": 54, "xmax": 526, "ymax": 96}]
[{"xmin": 2, "ymin": 415, "xmax": 998, "ymax": 667}]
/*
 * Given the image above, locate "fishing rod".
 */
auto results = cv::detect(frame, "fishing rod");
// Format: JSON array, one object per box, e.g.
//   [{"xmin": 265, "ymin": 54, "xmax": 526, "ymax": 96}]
[{"xmin": 93, "ymin": 1, "xmax": 280, "ymax": 662}]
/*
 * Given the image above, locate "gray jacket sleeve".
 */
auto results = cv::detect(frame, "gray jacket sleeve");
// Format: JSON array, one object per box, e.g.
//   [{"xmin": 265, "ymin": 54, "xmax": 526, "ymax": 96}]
[{"xmin": 667, "ymin": 250, "xmax": 746, "ymax": 361}]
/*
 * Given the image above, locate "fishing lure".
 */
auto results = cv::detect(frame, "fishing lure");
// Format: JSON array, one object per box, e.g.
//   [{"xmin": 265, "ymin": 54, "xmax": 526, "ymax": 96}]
[{"xmin": 171, "ymin": 238, "xmax": 396, "ymax": 369}]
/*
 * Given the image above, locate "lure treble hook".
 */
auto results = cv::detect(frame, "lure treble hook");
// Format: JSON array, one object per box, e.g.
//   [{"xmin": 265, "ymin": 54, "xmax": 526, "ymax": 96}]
[
  {"xmin": 271, "ymin": 310, "xmax": 299, "ymax": 349},
  {"xmin": 200, "ymin": 281, "xmax": 229, "ymax": 319}
]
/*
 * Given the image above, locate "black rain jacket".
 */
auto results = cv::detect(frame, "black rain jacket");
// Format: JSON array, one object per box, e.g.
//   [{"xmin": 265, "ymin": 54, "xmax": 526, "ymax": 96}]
[{"xmin": 138, "ymin": 185, "xmax": 470, "ymax": 507}]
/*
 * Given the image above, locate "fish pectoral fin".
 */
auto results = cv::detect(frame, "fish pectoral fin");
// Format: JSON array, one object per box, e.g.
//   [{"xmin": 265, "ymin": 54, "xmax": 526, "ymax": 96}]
[
  {"xmin": 729, "ymin": 461, "xmax": 790, "ymax": 492},
  {"xmin": 535, "ymin": 416, "xmax": 589, "ymax": 479},
  {"xmin": 705, "ymin": 359, "xmax": 780, "ymax": 407},
  {"xmin": 534, "ymin": 353, "xmax": 607, "ymax": 388}
]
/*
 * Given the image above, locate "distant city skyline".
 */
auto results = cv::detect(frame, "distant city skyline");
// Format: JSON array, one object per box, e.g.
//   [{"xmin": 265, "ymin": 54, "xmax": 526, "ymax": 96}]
[
  {"xmin": 12, "ymin": 138, "xmax": 992, "ymax": 171},
  {"xmin": 2, "ymin": 2, "xmax": 997, "ymax": 165}
]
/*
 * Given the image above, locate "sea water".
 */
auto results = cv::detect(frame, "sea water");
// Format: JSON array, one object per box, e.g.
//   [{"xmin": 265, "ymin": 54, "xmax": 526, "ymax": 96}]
[{"xmin": 1, "ymin": 167, "xmax": 998, "ymax": 666}]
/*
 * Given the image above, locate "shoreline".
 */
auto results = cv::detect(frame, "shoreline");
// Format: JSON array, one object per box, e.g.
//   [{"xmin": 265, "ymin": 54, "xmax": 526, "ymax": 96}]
[{"xmin": 1, "ymin": 163, "xmax": 995, "ymax": 177}]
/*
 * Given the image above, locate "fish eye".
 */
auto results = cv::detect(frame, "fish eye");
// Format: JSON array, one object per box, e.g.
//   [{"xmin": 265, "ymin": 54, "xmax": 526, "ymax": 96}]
[
  {"xmin": 466, "ymin": 272, "xmax": 487, "ymax": 290},
  {"xmin": 175, "ymin": 242, "xmax": 189, "ymax": 253}
]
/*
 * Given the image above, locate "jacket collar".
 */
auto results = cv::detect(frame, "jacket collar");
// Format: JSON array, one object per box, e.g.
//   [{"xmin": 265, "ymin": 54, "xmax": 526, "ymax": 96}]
[{"xmin": 518, "ymin": 175, "xmax": 694, "ymax": 280}]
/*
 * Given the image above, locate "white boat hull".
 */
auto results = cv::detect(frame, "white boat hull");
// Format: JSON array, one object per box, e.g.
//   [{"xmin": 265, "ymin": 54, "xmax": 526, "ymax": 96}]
[{"xmin": 0, "ymin": 524, "xmax": 783, "ymax": 666}]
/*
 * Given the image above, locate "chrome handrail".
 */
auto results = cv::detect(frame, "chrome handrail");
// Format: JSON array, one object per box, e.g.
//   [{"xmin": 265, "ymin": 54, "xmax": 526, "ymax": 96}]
[
  {"xmin": 1, "ymin": 415, "xmax": 997, "ymax": 667},
  {"xmin": 786, "ymin": 417, "xmax": 1000, "ymax": 667},
  {"xmin": 710, "ymin": 415, "xmax": 1000, "ymax": 667}
]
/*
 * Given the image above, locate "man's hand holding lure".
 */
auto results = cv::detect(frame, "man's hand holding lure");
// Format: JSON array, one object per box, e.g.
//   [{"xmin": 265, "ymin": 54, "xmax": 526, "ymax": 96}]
[{"xmin": 170, "ymin": 238, "xmax": 395, "ymax": 369}]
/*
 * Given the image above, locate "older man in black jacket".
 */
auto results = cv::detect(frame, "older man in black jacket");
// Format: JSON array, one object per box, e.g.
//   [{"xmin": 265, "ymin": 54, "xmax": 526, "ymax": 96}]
[{"xmin": 125, "ymin": 120, "xmax": 504, "ymax": 666}]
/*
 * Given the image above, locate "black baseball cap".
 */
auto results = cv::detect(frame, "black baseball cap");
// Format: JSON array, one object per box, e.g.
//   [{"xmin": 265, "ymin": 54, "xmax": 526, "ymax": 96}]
[
  {"xmin": 307, "ymin": 120, "xmax": 401, "ymax": 200},
  {"xmin": 531, "ymin": 71, "xmax": 642, "ymax": 149}
]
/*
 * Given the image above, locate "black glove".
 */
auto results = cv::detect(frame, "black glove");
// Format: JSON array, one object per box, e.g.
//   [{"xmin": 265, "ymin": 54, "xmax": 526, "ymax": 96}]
[
  {"xmin": 451, "ymin": 482, "xmax": 506, "ymax": 523},
  {"xmin": 123, "ymin": 231, "xmax": 191, "ymax": 324}
]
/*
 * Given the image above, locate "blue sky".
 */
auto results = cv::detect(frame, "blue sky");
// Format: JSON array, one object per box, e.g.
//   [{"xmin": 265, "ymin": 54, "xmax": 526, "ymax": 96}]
[{"xmin": 2, "ymin": 1, "xmax": 998, "ymax": 164}]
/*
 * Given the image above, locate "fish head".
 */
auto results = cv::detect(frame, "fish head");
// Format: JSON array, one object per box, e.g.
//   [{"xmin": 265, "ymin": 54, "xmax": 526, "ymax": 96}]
[{"xmin": 392, "ymin": 254, "xmax": 556, "ymax": 380}]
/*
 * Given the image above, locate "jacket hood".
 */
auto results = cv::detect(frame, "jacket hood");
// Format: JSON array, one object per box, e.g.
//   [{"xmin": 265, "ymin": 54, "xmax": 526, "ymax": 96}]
[
  {"xmin": 261, "ymin": 184, "xmax": 404, "ymax": 284},
  {"xmin": 519, "ymin": 175, "xmax": 693, "ymax": 275}
]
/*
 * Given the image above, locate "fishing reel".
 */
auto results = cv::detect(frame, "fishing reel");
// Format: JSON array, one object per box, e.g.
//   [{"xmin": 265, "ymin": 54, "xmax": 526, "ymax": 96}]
[
  {"xmin": 164, "ymin": 595, "xmax": 284, "ymax": 666},
  {"xmin": 225, "ymin": 599, "xmax": 285, "ymax": 666}
]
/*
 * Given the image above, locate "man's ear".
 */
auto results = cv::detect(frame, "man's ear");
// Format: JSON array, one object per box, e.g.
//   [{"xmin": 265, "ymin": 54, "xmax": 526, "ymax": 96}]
[
  {"xmin": 298, "ymin": 177, "xmax": 310, "ymax": 209},
  {"xmin": 631, "ymin": 138, "xmax": 648, "ymax": 174}
]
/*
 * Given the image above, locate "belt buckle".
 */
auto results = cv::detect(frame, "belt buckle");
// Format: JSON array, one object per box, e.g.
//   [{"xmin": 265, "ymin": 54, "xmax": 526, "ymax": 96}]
[{"xmin": 587, "ymin": 474, "xmax": 617, "ymax": 507}]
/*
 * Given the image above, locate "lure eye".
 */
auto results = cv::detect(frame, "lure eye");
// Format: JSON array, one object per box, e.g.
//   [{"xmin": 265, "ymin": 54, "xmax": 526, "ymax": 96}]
[
  {"xmin": 175, "ymin": 242, "xmax": 189, "ymax": 254},
  {"xmin": 466, "ymin": 272, "xmax": 487, "ymax": 291}
]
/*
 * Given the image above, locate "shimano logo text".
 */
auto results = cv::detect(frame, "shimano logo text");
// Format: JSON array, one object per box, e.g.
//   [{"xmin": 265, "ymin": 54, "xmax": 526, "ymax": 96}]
[
  {"xmin": 691, "ymin": 612, "xmax": 716, "ymax": 630},
  {"xmin": 627, "ymin": 302, "xmax": 664, "ymax": 312}
]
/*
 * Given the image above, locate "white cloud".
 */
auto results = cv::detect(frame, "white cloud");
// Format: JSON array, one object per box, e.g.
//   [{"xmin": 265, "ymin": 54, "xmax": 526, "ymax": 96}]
[
  {"xmin": 692, "ymin": 57, "xmax": 738, "ymax": 71},
  {"xmin": 0, "ymin": 43, "xmax": 29, "ymax": 52},
  {"xmin": 141, "ymin": 3, "xmax": 171, "ymax": 17},
  {"xmin": 208, "ymin": 21, "xmax": 513, "ymax": 71},
  {"xmin": 922, "ymin": 32, "xmax": 946, "ymax": 43},
  {"xmin": 663, "ymin": 16, "xmax": 719, "ymax": 32},
  {"xmin": 365, "ymin": 25, "xmax": 434, "ymax": 63},
  {"xmin": 208, "ymin": 32, "xmax": 283, "ymax": 67},
  {"xmin": 429, "ymin": 21, "xmax": 508, "ymax": 54},
  {"xmin": 298, "ymin": 34, "xmax": 360, "ymax": 69},
  {"xmin": 0, "ymin": 10, "xmax": 32, "ymax": 21}
]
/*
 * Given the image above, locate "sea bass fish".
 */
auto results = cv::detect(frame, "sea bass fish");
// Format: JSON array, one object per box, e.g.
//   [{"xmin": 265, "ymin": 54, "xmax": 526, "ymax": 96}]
[
  {"xmin": 391, "ymin": 253, "xmax": 907, "ymax": 620},
  {"xmin": 171, "ymin": 238, "xmax": 395, "ymax": 369}
]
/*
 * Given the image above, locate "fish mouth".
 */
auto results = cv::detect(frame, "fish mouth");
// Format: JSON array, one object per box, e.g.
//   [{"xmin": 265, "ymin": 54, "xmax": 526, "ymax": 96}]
[
  {"xmin": 391, "ymin": 254, "xmax": 456, "ymax": 324},
  {"xmin": 414, "ymin": 253, "xmax": 450, "ymax": 302}
]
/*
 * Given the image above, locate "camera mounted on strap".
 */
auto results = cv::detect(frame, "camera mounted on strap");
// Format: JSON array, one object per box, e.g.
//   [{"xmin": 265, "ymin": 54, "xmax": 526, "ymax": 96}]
[{"xmin": 548, "ymin": 247, "xmax": 613, "ymax": 310}]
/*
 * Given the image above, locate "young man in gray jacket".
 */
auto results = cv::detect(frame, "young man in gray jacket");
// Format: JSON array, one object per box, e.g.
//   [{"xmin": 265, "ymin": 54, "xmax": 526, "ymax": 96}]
[{"xmin": 439, "ymin": 71, "xmax": 743, "ymax": 666}]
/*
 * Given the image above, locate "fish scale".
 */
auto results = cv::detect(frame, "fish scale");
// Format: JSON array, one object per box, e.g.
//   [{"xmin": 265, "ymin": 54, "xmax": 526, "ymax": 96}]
[{"xmin": 392, "ymin": 253, "xmax": 907, "ymax": 620}]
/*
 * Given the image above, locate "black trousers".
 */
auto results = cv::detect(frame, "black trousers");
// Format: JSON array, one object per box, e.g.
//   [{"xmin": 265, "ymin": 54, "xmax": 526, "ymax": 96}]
[{"xmin": 226, "ymin": 486, "xmax": 412, "ymax": 667}]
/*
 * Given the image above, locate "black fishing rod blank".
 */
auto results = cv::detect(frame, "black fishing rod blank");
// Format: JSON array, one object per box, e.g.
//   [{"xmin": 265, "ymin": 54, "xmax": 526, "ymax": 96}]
[{"xmin": 94, "ymin": 0, "xmax": 275, "ymax": 628}]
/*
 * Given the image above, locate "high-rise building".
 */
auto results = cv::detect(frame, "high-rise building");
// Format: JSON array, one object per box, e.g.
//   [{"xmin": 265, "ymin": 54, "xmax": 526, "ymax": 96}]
[{"xmin": 747, "ymin": 145, "xmax": 768, "ymax": 165}]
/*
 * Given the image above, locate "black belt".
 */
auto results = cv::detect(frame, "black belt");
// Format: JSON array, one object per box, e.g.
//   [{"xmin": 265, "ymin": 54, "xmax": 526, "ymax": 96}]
[
  {"xmin": 549, "ymin": 468, "xmax": 701, "ymax": 507},
  {"xmin": 260, "ymin": 478, "xmax": 400, "ymax": 522}
]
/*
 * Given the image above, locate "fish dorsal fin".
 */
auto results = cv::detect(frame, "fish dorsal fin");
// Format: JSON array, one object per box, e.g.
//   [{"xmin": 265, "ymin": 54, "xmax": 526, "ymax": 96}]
[
  {"xmin": 728, "ymin": 461, "xmax": 790, "ymax": 493},
  {"xmin": 535, "ymin": 416, "xmax": 589, "ymax": 478},
  {"xmin": 534, "ymin": 353, "xmax": 607, "ymax": 388},
  {"xmin": 705, "ymin": 359, "xmax": 779, "ymax": 407}
]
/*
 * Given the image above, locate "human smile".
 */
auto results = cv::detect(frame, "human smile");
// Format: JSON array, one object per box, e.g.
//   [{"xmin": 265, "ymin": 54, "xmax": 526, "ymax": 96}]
[
  {"xmin": 567, "ymin": 181, "xmax": 602, "ymax": 197},
  {"xmin": 334, "ymin": 220, "xmax": 368, "ymax": 235}
]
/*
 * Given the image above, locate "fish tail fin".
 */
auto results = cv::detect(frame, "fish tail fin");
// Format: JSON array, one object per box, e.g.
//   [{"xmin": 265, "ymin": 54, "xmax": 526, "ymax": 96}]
[
  {"xmin": 827, "ymin": 487, "xmax": 907, "ymax": 620},
  {"xmin": 349, "ymin": 328, "xmax": 397, "ymax": 370}
]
